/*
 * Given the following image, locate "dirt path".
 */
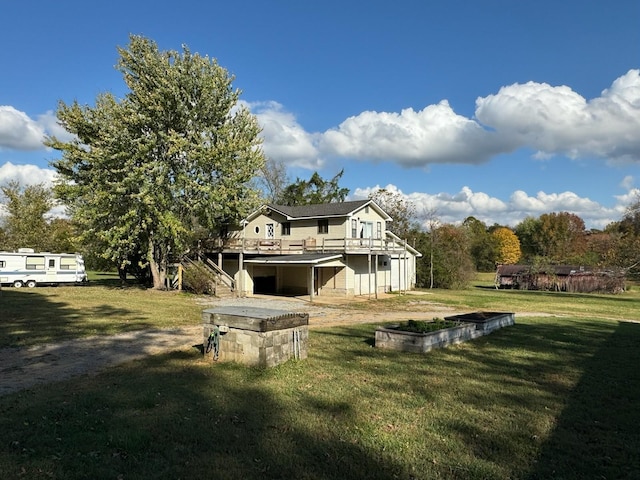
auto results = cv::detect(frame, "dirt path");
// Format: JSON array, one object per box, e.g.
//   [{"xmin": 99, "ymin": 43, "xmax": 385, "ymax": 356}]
[{"xmin": 0, "ymin": 294, "xmax": 500, "ymax": 396}]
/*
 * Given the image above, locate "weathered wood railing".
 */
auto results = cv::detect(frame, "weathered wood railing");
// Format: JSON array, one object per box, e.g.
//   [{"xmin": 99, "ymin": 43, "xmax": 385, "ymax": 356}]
[{"xmin": 214, "ymin": 236, "xmax": 410, "ymax": 254}]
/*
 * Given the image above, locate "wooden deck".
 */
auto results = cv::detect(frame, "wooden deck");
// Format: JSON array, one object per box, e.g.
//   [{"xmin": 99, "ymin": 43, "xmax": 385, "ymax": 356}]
[{"xmin": 212, "ymin": 237, "xmax": 412, "ymax": 255}]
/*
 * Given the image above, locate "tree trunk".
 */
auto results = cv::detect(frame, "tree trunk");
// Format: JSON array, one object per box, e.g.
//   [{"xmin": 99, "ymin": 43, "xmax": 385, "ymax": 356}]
[
  {"xmin": 148, "ymin": 238, "xmax": 167, "ymax": 290},
  {"xmin": 117, "ymin": 265, "xmax": 127, "ymax": 286}
]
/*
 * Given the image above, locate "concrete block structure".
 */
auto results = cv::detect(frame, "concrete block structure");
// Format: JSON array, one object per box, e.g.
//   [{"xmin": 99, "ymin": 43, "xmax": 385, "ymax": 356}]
[{"xmin": 202, "ymin": 306, "xmax": 308, "ymax": 367}]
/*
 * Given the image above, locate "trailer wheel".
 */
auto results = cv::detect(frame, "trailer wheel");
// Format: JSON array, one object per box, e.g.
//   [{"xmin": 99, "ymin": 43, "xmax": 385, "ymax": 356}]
[
  {"xmin": 26, "ymin": 280, "xmax": 37, "ymax": 288},
  {"xmin": 13, "ymin": 280, "xmax": 24, "ymax": 288}
]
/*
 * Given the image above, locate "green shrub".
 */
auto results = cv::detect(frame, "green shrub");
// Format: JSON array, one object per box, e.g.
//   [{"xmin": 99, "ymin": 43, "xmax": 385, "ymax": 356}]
[
  {"xmin": 393, "ymin": 318, "xmax": 459, "ymax": 333},
  {"xmin": 182, "ymin": 261, "xmax": 216, "ymax": 294}
]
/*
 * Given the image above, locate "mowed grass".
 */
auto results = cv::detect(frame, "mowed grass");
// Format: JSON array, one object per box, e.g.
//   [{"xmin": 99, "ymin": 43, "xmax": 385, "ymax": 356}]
[
  {"xmin": 0, "ymin": 272, "xmax": 203, "ymax": 348},
  {"xmin": 1, "ymin": 273, "xmax": 639, "ymax": 479}
]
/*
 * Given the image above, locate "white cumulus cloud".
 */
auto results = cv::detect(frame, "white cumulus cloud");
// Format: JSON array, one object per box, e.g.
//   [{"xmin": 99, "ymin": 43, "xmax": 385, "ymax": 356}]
[
  {"xmin": 0, "ymin": 107, "xmax": 74, "ymax": 151},
  {"xmin": 246, "ymin": 101, "xmax": 323, "ymax": 169},
  {"xmin": 0, "ymin": 162, "xmax": 57, "ymax": 187},
  {"xmin": 0, "ymin": 106, "xmax": 46, "ymax": 150},
  {"xmin": 475, "ymin": 69, "xmax": 640, "ymax": 163},
  {"xmin": 320, "ymin": 101, "xmax": 514, "ymax": 166},
  {"xmin": 353, "ymin": 183, "xmax": 624, "ymax": 230},
  {"xmin": 248, "ymin": 70, "xmax": 640, "ymax": 169}
]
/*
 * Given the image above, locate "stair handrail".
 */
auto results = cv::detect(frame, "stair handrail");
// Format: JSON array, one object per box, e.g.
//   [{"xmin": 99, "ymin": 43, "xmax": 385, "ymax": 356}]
[
  {"xmin": 203, "ymin": 257, "xmax": 235, "ymax": 291},
  {"xmin": 180, "ymin": 255, "xmax": 235, "ymax": 293}
]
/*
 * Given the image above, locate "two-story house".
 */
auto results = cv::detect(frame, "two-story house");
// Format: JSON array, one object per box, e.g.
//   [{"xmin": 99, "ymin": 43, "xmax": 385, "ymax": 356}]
[{"xmin": 212, "ymin": 199, "xmax": 421, "ymax": 299}]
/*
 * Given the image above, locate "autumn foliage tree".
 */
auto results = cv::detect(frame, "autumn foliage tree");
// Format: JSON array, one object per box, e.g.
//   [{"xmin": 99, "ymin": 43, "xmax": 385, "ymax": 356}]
[
  {"xmin": 492, "ymin": 227, "xmax": 521, "ymax": 264},
  {"xmin": 535, "ymin": 212, "xmax": 587, "ymax": 263}
]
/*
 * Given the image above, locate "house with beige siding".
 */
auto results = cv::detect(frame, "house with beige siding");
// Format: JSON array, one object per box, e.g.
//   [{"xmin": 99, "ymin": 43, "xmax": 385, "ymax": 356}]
[{"xmin": 211, "ymin": 200, "xmax": 421, "ymax": 299}]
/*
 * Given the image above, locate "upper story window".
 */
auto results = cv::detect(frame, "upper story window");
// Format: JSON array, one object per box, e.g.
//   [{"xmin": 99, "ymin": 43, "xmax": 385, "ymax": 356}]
[
  {"xmin": 281, "ymin": 222, "xmax": 291, "ymax": 236},
  {"xmin": 266, "ymin": 223, "xmax": 275, "ymax": 239},
  {"xmin": 351, "ymin": 219, "xmax": 357, "ymax": 238},
  {"xmin": 377, "ymin": 222, "xmax": 382, "ymax": 239},
  {"xmin": 318, "ymin": 219, "xmax": 329, "ymax": 234}
]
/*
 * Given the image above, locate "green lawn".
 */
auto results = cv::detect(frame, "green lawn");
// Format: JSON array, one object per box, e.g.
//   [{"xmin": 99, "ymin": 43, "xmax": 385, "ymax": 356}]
[
  {"xmin": 1, "ymin": 274, "xmax": 639, "ymax": 479},
  {"xmin": 0, "ymin": 272, "xmax": 203, "ymax": 348}
]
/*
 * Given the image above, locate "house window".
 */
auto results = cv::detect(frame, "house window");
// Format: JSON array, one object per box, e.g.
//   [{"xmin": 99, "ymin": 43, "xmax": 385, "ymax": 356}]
[
  {"xmin": 254, "ymin": 226, "xmax": 260, "ymax": 234},
  {"xmin": 26, "ymin": 256, "xmax": 45, "ymax": 270},
  {"xmin": 281, "ymin": 222, "xmax": 291, "ymax": 236},
  {"xmin": 360, "ymin": 222, "xmax": 373, "ymax": 238},
  {"xmin": 318, "ymin": 219, "xmax": 329, "ymax": 234},
  {"xmin": 266, "ymin": 223, "xmax": 275, "ymax": 239},
  {"xmin": 377, "ymin": 222, "xmax": 382, "ymax": 239},
  {"xmin": 351, "ymin": 219, "xmax": 357, "ymax": 238}
]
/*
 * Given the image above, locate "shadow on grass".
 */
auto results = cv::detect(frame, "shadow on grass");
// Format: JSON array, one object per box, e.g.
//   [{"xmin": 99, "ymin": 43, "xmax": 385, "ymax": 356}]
[
  {"xmin": 0, "ymin": 289, "xmax": 152, "ymax": 348},
  {"xmin": 0, "ymin": 350, "xmax": 407, "ymax": 480},
  {"xmin": 525, "ymin": 320, "xmax": 640, "ymax": 479},
  {"xmin": 312, "ymin": 319, "xmax": 640, "ymax": 478},
  {"xmin": 88, "ymin": 272, "xmax": 149, "ymax": 290}
]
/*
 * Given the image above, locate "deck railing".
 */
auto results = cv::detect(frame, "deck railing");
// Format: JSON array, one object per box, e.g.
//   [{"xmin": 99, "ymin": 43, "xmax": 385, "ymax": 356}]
[{"xmin": 213, "ymin": 236, "xmax": 409, "ymax": 254}]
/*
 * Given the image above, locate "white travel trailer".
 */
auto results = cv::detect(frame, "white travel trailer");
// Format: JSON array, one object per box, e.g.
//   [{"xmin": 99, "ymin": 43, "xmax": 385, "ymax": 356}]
[{"xmin": 0, "ymin": 249, "xmax": 88, "ymax": 287}]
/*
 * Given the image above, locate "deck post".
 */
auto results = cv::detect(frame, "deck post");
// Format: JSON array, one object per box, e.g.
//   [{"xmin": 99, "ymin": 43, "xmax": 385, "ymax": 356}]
[{"xmin": 309, "ymin": 266, "xmax": 315, "ymax": 302}]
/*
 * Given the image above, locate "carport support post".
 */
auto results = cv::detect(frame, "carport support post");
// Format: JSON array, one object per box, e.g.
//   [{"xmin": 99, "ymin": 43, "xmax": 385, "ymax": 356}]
[
  {"xmin": 374, "ymin": 254, "xmax": 378, "ymax": 299},
  {"xmin": 309, "ymin": 265, "xmax": 315, "ymax": 302},
  {"xmin": 239, "ymin": 251, "xmax": 244, "ymax": 296},
  {"xmin": 368, "ymin": 253, "xmax": 372, "ymax": 299}
]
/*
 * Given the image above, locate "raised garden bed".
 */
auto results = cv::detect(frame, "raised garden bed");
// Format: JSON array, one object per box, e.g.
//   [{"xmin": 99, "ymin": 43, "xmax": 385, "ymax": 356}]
[
  {"xmin": 375, "ymin": 312, "xmax": 515, "ymax": 353},
  {"xmin": 444, "ymin": 311, "xmax": 515, "ymax": 333}
]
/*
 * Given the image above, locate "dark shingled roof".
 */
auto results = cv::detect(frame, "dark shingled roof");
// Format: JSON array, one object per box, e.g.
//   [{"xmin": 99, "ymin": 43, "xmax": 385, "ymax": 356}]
[{"xmin": 267, "ymin": 200, "xmax": 372, "ymax": 219}]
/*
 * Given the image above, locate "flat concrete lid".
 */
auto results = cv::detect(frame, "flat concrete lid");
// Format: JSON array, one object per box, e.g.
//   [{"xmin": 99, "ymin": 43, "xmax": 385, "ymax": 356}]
[
  {"xmin": 202, "ymin": 306, "xmax": 309, "ymax": 332},
  {"xmin": 202, "ymin": 306, "xmax": 305, "ymax": 320}
]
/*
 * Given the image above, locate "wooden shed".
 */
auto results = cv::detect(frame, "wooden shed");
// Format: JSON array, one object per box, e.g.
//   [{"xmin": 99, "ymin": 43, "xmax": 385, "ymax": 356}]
[{"xmin": 495, "ymin": 264, "xmax": 625, "ymax": 293}]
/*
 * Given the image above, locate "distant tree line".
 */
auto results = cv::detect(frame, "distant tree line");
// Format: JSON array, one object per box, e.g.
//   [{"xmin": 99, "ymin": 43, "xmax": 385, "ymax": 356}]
[{"xmin": 3, "ymin": 172, "xmax": 639, "ymax": 289}]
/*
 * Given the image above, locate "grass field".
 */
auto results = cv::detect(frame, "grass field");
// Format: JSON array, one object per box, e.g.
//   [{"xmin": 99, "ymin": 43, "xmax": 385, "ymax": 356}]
[{"xmin": 1, "ymin": 274, "xmax": 639, "ymax": 479}]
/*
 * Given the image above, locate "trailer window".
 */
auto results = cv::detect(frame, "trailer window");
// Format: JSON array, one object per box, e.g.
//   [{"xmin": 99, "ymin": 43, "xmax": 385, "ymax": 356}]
[
  {"xmin": 49, "ymin": 259, "xmax": 56, "ymax": 268},
  {"xmin": 26, "ymin": 256, "xmax": 45, "ymax": 270},
  {"xmin": 0, "ymin": 261, "xmax": 5, "ymax": 268},
  {"xmin": 60, "ymin": 258, "xmax": 77, "ymax": 270}
]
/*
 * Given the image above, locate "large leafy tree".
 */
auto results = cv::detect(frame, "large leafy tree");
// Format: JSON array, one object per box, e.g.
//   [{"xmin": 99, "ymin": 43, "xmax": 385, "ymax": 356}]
[
  {"xmin": 534, "ymin": 212, "xmax": 587, "ymax": 263},
  {"xmin": 256, "ymin": 157, "xmax": 290, "ymax": 203},
  {"xmin": 414, "ymin": 223, "xmax": 475, "ymax": 289},
  {"xmin": 47, "ymin": 36, "xmax": 265, "ymax": 289},
  {"xmin": 368, "ymin": 188, "xmax": 416, "ymax": 239},
  {"xmin": 278, "ymin": 170, "xmax": 349, "ymax": 206},
  {"xmin": 462, "ymin": 216, "xmax": 499, "ymax": 271},
  {"xmin": 609, "ymin": 195, "xmax": 640, "ymax": 276},
  {"xmin": 0, "ymin": 181, "xmax": 53, "ymax": 251}
]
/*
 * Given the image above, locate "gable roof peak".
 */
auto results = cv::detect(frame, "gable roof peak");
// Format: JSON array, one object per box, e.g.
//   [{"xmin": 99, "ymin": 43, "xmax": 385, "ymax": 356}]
[{"xmin": 262, "ymin": 199, "xmax": 390, "ymax": 220}]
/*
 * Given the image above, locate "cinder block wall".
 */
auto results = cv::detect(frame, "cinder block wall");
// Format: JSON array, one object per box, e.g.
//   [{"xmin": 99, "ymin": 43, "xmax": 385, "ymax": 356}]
[{"xmin": 204, "ymin": 324, "xmax": 308, "ymax": 367}]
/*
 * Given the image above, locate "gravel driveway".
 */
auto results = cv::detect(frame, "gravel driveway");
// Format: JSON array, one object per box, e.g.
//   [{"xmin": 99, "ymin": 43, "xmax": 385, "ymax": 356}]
[{"xmin": 0, "ymin": 294, "xmax": 460, "ymax": 396}]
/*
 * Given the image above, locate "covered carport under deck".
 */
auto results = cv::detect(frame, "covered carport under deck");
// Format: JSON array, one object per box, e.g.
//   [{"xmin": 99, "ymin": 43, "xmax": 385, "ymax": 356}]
[{"xmin": 243, "ymin": 253, "xmax": 345, "ymax": 301}]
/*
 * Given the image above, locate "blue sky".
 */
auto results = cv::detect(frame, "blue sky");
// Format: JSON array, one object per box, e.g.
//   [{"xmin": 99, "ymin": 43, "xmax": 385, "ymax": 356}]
[{"xmin": 1, "ymin": 0, "xmax": 639, "ymax": 229}]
